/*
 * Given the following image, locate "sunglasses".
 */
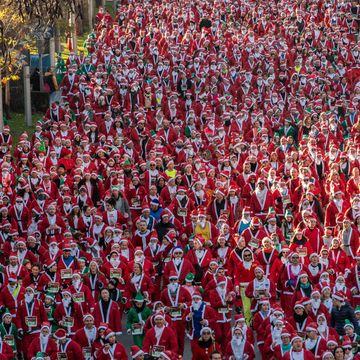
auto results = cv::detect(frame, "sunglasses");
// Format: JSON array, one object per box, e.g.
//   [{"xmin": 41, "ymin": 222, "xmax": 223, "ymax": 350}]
[{"xmin": 202, "ymin": 331, "xmax": 211, "ymax": 335}]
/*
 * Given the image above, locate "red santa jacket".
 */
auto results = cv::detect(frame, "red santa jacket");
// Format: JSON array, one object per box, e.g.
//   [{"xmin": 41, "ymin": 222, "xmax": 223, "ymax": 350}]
[
  {"xmin": 97, "ymin": 342, "xmax": 127, "ymax": 360},
  {"xmin": 225, "ymin": 340, "xmax": 255, "ymax": 360},
  {"xmin": 28, "ymin": 336, "xmax": 58, "ymax": 360},
  {"xmin": 16, "ymin": 298, "xmax": 48, "ymax": 334},
  {"xmin": 93, "ymin": 299, "xmax": 122, "ymax": 335},
  {"xmin": 56, "ymin": 339, "xmax": 85, "ymax": 360},
  {"xmin": 163, "ymin": 258, "xmax": 195, "ymax": 285},
  {"xmin": 142, "ymin": 325, "xmax": 178, "ymax": 355}
]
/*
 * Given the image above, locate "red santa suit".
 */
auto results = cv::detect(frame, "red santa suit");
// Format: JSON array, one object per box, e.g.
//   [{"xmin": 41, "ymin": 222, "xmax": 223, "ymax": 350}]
[
  {"xmin": 225, "ymin": 338, "xmax": 255, "ymax": 360},
  {"xmin": 160, "ymin": 284, "xmax": 192, "ymax": 355},
  {"xmin": 250, "ymin": 186, "xmax": 275, "ymax": 220},
  {"xmin": 208, "ymin": 282, "xmax": 234, "ymax": 352},
  {"xmin": 16, "ymin": 296, "xmax": 48, "ymax": 351},
  {"xmin": 142, "ymin": 324, "xmax": 178, "ymax": 356},
  {"xmin": 0, "ymin": 283, "xmax": 25, "ymax": 316},
  {"xmin": 278, "ymin": 262, "xmax": 308, "ymax": 316},
  {"xmin": 56, "ymin": 338, "xmax": 85, "ymax": 360},
  {"xmin": 282, "ymin": 347, "xmax": 316, "ymax": 360},
  {"xmin": 93, "ymin": 299, "xmax": 122, "ymax": 335},
  {"xmin": 28, "ymin": 334, "xmax": 58, "ymax": 360},
  {"xmin": 97, "ymin": 342, "xmax": 127, "ymax": 360},
  {"xmin": 54, "ymin": 300, "xmax": 83, "ymax": 335},
  {"xmin": 163, "ymin": 257, "xmax": 195, "ymax": 285}
]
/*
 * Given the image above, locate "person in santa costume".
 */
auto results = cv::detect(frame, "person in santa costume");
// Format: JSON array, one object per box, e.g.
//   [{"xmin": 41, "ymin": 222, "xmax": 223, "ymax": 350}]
[
  {"xmin": 97, "ymin": 328, "xmax": 127, "ymax": 360},
  {"xmin": 93, "ymin": 288, "xmax": 122, "ymax": 336},
  {"xmin": 28, "ymin": 322, "xmax": 57, "ymax": 360},
  {"xmin": 163, "ymin": 246, "xmax": 195, "ymax": 285},
  {"xmin": 53, "ymin": 290, "xmax": 83, "ymax": 336},
  {"xmin": 16, "ymin": 285, "xmax": 48, "ymax": 355},
  {"xmin": 0, "ymin": 272, "xmax": 25, "ymax": 317},
  {"xmin": 160, "ymin": 271, "xmax": 191, "ymax": 355},
  {"xmin": 250, "ymin": 178, "xmax": 275, "ymax": 221},
  {"xmin": 185, "ymin": 235, "xmax": 212, "ymax": 285},
  {"xmin": 142, "ymin": 312, "xmax": 178, "ymax": 357},
  {"xmin": 190, "ymin": 327, "xmax": 221, "ymax": 360},
  {"xmin": 338, "ymin": 217, "xmax": 359, "ymax": 260},
  {"xmin": 278, "ymin": 252, "xmax": 309, "ymax": 316},
  {"xmin": 245, "ymin": 266, "xmax": 276, "ymax": 313},
  {"xmin": 225, "ymin": 326, "xmax": 255, "ymax": 360},
  {"xmin": 208, "ymin": 275, "xmax": 234, "ymax": 353},
  {"xmin": 73, "ymin": 313, "xmax": 97, "ymax": 360},
  {"xmin": 130, "ymin": 345, "xmax": 145, "ymax": 360},
  {"xmin": 304, "ymin": 322, "xmax": 327, "ymax": 358},
  {"xmin": 282, "ymin": 335, "xmax": 316, "ymax": 360},
  {"xmin": 0, "ymin": 330, "xmax": 17, "ymax": 360},
  {"xmin": 53, "ymin": 328, "xmax": 84, "ymax": 360},
  {"xmin": 183, "ymin": 290, "xmax": 218, "ymax": 343},
  {"xmin": 271, "ymin": 328, "xmax": 293, "ymax": 360}
]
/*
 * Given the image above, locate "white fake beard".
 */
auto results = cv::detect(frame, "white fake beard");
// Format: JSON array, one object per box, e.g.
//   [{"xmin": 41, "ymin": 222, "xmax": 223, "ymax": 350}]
[
  {"xmin": 25, "ymin": 294, "xmax": 34, "ymax": 303},
  {"xmin": 168, "ymin": 283, "xmax": 179, "ymax": 293}
]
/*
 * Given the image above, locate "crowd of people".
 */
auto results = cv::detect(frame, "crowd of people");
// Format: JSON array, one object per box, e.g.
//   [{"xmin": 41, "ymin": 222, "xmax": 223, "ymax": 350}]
[{"xmin": 2, "ymin": 0, "xmax": 360, "ymax": 358}]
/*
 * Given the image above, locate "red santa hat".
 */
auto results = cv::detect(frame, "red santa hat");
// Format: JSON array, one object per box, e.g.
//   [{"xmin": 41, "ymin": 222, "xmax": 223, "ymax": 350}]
[
  {"xmin": 216, "ymin": 275, "xmax": 227, "ymax": 285},
  {"xmin": 305, "ymin": 323, "xmax": 318, "ymax": 333},
  {"xmin": 131, "ymin": 346, "xmax": 144, "ymax": 359},
  {"xmin": 168, "ymin": 271, "xmax": 179, "ymax": 280},
  {"xmin": 192, "ymin": 290, "xmax": 202, "ymax": 299},
  {"xmin": 291, "ymin": 334, "xmax": 303, "ymax": 343},
  {"xmin": 8, "ymin": 272, "xmax": 17, "ymax": 282},
  {"xmin": 83, "ymin": 313, "xmax": 94, "ymax": 322},
  {"xmin": 41, "ymin": 322, "xmax": 51, "ymax": 330},
  {"xmin": 294, "ymin": 300, "xmax": 305, "ymax": 309},
  {"xmin": 164, "ymin": 232, "xmax": 176, "ymax": 243},
  {"xmin": 194, "ymin": 234, "xmax": 205, "ymax": 246},
  {"xmin": 333, "ymin": 291, "xmax": 346, "ymax": 302},
  {"xmin": 104, "ymin": 328, "xmax": 115, "ymax": 340},
  {"xmin": 54, "ymin": 328, "xmax": 67, "ymax": 340},
  {"xmin": 234, "ymin": 314, "xmax": 246, "ymax": 322},
  {"xmin": 154, "ymin": 311, "xmax": 165, "ymax": 321},
  {"xmin": 158, "ymin": 351, "xmax": 174, "ymax": 360}
]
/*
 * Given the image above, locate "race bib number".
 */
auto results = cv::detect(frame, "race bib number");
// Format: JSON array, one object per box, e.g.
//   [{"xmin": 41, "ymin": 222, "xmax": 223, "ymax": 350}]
[
  {"xmin": 72, "ymin": 292, "xmax": 85, "ymax": 303},
  {"xmin": 25, "ymin": 316, "xmax": 37, "ymax": 327},
  {"xmin": 152, "ymin": 345, "xmax": 165, "ymax": 358},
  {"xmin": 48, "ymin": 282, "xmax": 60, "ymax": 293},
  {"xmin": 110, "ymin": 268, "xmax": 122, "ymax": 279},
  {"xmin": 169, "ymin": 306, "xmax": 182, "ymax": 317},
  {"xmin": 63, "ymin": 316, "xmax": 74, "ymax": 327},
  {"xmin": 4, "ymin": 335, "xmax": 14, "ymax": 347},
  {"xmin": 177, "ymin": 208, "xmax": 188, "ymax": 217},
  {"xmin": 61, "ymin": 268, "xmax": 73, "ymax": 279},
  {"xmin": 131, "ymin": 323, "xmax": 143, "ymax": 335}
]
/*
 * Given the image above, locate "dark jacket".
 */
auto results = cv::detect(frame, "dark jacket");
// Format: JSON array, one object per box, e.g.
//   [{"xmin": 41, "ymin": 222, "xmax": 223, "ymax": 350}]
[{"xmin": 331, "ymin": 302, "xmax": 359, "ymax": 335}]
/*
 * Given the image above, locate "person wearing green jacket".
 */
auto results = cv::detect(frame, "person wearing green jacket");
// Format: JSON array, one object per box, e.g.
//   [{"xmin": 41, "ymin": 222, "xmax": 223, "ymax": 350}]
[
  {"xmin": 126, "ymin": 292, "xmax": 152, "ymax": 347},
  {"xmin": 0, "ymin": 309, "xmax": 19, "ymax": 359}
]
